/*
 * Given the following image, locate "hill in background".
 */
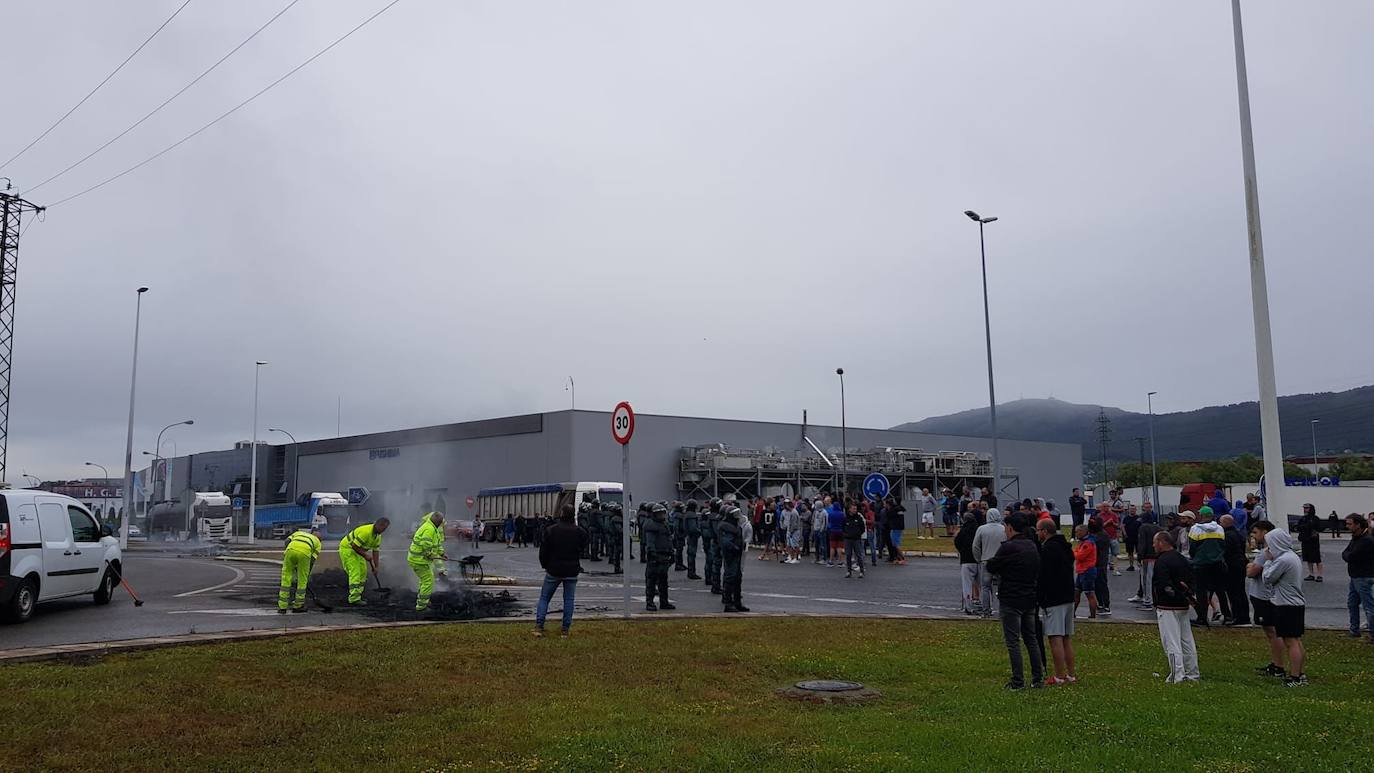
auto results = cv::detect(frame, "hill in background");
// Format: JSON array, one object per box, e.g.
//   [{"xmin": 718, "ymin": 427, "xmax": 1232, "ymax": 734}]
[{"xmin": 893, "ymin": 386, "xmax": 1374, "ymax": 464}]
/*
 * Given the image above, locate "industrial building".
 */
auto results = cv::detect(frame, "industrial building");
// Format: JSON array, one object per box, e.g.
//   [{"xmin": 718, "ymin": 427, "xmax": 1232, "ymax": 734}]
[{"xmin": 141, "ymin": 409, "xmax": 1081, "ymax": 532}]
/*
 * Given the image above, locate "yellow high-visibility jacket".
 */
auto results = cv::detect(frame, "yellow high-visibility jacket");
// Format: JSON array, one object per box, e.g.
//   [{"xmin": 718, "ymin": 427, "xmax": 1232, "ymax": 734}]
[
  {"xmin": 284, "ymin": 529, "xmax": 322, "ymax": 560},
  {"xmin": 409, "ymin": 515, "xmax": 445, "ymax": 563},
  {"xmin": 343, "ymin": 523, "xmax": 384, "ymax": 556}
]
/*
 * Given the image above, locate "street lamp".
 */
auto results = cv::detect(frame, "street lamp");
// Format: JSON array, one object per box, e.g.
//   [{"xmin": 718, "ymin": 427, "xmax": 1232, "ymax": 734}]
[
  {"xmin": 268, "ymin": 427, "xmax": 297, "ymax": 444},
  {"xmin": 154, "ymin": 419, "xmax": 192, "ymax": 502},
  {"xmin": 84, "ymin": 461, "xmax": 109, "ymax": 480},
  {"xmin": 120, "ymin": 286, "xmax": 148, "ymax": 550},
  {"xmin": 964, "ymin": 210, "xmax": 1001, "ymax": 497},
  {"xmin": 249, "ymin": 361, "xmax": 267, "ymax": 544},
  {"xmin": 1229, "ymin": 0, "xmax": 1286, "ymax": 522},
  {"xmin": 566, "ymin": 376, "xmax": 575, "ymax": 412},
  {"xmin": 836, "ymin": 368, "xmax": 846, "ymax": 496},
  {"xmin": 1147, "ymin": 392, "xmax": 1160, "ymax": 514},
  {"xmin": 1310, "ymin": 419, "xmax": 1320, "ymax": 479},
  {"xmin": 268, "ymin": 427, "xmax": 297, "ymax": 506},
  {"xmin": 20, "ymin": 472, "xmax": 40, "ymax": 488}
]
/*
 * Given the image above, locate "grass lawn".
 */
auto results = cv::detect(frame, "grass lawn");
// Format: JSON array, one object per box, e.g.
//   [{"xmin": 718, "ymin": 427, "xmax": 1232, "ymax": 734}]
[{"xmin": 3, "ymin": 618, "xmax": 1367, "ymax": 772}]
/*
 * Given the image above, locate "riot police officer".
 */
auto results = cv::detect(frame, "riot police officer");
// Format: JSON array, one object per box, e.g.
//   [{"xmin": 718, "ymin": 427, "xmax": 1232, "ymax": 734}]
[
  {"xmin": 670, "ymin": 501, "xmax": 687, "ymax": 571},
  {"xmin": 607, "ymin": 502, "xmax": 624, "ymax": 574},
  {"xmin": 642, "ymin": 503, "xmax": 675, "ymax": 611},
  {"xmin": 578, "ymin": 501, "xmax": 595, "ymax": 560},
  {"xmin": 587, "ymin": 498, "xmax": 604, "ymax": 562},
  {"xmin": 680, "ymin": 500, "xmax": 702, "ymax": 579},
  {"xmin": 637, "ymin": 503, "xmax": 650, "ymax": 564},
  {"xmin": 718, "ymin": 505, "xmax": 750, "ymax": 613},
  {"xmin": 704, "ymin": 498, "xmax": 723, "ymax": 595}
]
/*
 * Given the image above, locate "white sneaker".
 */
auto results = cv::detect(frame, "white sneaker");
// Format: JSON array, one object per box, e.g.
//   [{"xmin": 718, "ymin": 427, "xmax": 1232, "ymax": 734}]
[{"xmin": 1127, "ymin": 595, "xmax": 1142, "ymax": 603}]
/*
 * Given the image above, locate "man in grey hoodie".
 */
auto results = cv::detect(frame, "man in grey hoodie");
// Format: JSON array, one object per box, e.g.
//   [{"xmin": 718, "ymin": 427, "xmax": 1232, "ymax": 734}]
[
  {"xmin": 1261, "ymin": 529, "xmax": 1308, "ymax": 686},
  {"xmin": 973, "ymin": 508, "xmax": 1008, "ymax": 616},
  {"xmin": 1246, "ymin": 520, "xmax": 1287, "ymax": 678}
]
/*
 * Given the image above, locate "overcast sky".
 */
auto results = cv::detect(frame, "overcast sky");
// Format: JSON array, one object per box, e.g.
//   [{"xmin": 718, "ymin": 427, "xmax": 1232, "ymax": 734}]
[{"xmin": 3, "ymin": 1, "xmax": 1371, "ymax": 480}]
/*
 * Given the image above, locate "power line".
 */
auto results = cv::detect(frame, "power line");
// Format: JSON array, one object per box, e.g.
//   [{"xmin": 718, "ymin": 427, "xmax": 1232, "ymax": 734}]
[
  {"xmin": 23, "ymin": 0, "xmax": 302, "ymax": 198},
  {"xmin": 45, "ymin": 0, "xmax": 403, "ymax": 210},
  {"xmin": 0, "ymin": 0, "xmax": 195, "ymax": 173}
]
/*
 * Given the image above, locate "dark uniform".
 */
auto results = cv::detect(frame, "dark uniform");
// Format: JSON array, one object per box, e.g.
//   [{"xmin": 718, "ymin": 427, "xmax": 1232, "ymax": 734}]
[
  {"xmin": 704, "ymin": 499, "xmax": 723, "ymax": 594},
  {"xmin": 717, "ymin": 506, "xmax": 749, "ymax": 612},
  {"xmin": 578, "ymin": 502, "xmax": 594, "ymax": 560},
  {"xmin": 681, "ymin": 501, "xmax": 702, "ymax": 579},
  {"xmin": 642, "ymin": 503, "xmax": 675, "ymax": 610},
  {"xmin": 670, "ymin": 502, "xmax": 687, "ymax": 571},
  {"xmin": 637, "ymin": 504, "xmax": 649, "ymax": 564},
  {"xmin": 607, "ymin": 504, "xmax": 624, "ymax": 573},
  {"xmin": 588, "ymin": 502, "xmax": 604, "ymax": 562}
]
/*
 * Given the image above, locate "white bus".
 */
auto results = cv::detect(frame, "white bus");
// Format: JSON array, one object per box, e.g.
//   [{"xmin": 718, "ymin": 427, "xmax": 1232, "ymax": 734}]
[{"xmin": 474, "ymin": 481, "xmax": 622, "ymax": 538}]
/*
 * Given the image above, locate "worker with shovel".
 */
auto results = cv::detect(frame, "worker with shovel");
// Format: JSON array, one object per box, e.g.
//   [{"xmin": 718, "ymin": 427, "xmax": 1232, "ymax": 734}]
[
  {"xmin": 279, "ymin": 523, "xmax": 323, "ymax": 614},
  {"xmin": 409, "ymin": 511, "xmax": 448, "ymax": 612},
  {"xmin": 339, "ymin": 517, "xmax": 390, "ymax": 606}
]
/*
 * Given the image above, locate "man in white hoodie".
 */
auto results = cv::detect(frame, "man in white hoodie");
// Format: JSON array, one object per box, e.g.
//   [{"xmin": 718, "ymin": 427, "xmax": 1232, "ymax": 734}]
[
  {"xmin": 972, "ymin": 508, "xmax": 1008, "ymax": 616},
  {"xmin": 1261, "ymin": 529, "xmax": 1308, "ymax": 687}
]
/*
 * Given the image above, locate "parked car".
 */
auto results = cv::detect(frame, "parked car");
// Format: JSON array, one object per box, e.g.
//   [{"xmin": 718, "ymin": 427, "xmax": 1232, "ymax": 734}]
[{"xmin": 1, "ymin": 489, "xmax": 123, "ymax": 622}]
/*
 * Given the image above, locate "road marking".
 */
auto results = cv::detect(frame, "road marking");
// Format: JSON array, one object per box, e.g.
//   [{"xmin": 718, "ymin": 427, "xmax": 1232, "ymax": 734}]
[
  {"xmin": 167, "ymin": 608, "xmax": 289, "ymax": 617},
  {"xmin": 754, "ymin": 592, "xmax": 805, "ymax": 599},
  {"xmin": 174, "ymin": 564, "xmax": 247, "ymax": 597},
  {"xmin": 812, "ymin": 597, "xmax": 859, "ymax": 604}
]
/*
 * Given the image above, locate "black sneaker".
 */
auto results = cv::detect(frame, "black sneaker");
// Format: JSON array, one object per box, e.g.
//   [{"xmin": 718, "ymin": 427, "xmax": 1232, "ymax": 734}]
[
  {"xmin": 1098, "ymin": 608, "xmax": 1112, "ymax": 616},
  {"xmin": 1127, "ymin": 566, "xmax": 1136, "ymax": 572},
  {"xmin": 1004, "ymin": 681, "xmax": 1025, "ymax": 691},
  {"xmin": 1284, "ymin": 674, "xmax": 1309, "ymax": 687},
  {"xmin": 1256, "ymin": 663, "xmax": 1285, "ymax": 678},
  {"xmin": 660, "ymin": 602, "xmax": 676, "ymax": 610},
  {"xmin": 644, "ymin": 601, "xmax": 657, "ymax": 612}
]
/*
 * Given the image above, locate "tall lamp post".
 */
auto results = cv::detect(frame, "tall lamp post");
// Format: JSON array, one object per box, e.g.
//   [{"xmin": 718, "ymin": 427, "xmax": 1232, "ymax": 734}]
[
  {"xmin": 120, "ymin": 286, "xmax": 148, "ymax": 550},
  {"xmin": 1147, "ymin": 391, "xmax": 1160, "ymax": 513},
  {"xmin": 566, "ymin": 376, "xmax": 575, "ymax": 412},
  {"xmin": 84, "ymin": 461, "xmax": 109, "ymax": 480},
  {"xmin": 836, "ymin": 368, "xmax": 847, "ymax": 496},
  {"xmin": 1309, "ymin": 419, "xmax": 1320, "ymax": 479},
  {"xmin": 1229, "ymin": 0, "xmax": 1286, "ymax": 521},
  {"xmin": 249, "ymin": 361, "xmax": 267, "ymax": 544},
  {"xmin": 154, "ymin": 419, "xmax": 193, "ymax": 501},
  {"xmin": 269, "ymin": 427, "xmax": 297, "ymax": 504},
  {"xmin": 964, "ymin": 210, "xmax": 1001, "ymax": 497}
]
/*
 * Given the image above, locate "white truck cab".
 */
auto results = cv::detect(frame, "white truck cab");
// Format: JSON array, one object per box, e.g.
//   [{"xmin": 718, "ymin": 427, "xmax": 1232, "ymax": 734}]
[{"xmin": 0, "ymin": 489, "xmax": 123, "ymax": 622}]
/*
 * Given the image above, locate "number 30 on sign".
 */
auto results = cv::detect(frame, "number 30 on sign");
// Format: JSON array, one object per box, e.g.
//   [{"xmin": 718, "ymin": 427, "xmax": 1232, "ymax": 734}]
[{"xmin": 611, "ymin": 401, "xmax": 635, "ymax": 445}]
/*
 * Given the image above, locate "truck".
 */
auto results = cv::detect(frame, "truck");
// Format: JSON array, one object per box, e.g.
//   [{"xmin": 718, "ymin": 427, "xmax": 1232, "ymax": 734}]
[
  {"xmin": 252, "ymin": 492, "xmax": 352, "ymax": 541},
  {"xmin": 473, "ymin": 482, "xmax": 622, "ymax": 541}
]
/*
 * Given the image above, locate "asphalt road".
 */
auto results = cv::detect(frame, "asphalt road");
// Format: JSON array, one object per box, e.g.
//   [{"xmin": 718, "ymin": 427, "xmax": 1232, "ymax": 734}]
[{"xmin": 3, "ymin": 540, "xmax": 1360, "ymax": 650}]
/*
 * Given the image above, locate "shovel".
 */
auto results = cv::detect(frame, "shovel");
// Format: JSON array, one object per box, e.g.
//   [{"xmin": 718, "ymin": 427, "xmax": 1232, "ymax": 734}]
[{"xmin": 370, "ymin": 562, "xmax": 391, "ymax": 595}]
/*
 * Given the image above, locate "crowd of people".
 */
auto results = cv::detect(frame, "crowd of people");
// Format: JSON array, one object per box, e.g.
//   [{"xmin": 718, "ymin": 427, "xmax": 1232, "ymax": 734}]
[
  {"xmin": 482, "ymin": 485, "xmax": 1374, "ymax": 689},
  {"xmin": 968, "ymin": 494, "xmax": 1374, "ymax": 690}
]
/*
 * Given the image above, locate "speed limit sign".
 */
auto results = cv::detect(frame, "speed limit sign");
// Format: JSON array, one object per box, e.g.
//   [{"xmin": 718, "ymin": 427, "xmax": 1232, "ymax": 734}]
[{"xmin": 611, "ymin": 401, "xmax": 635, "ymax": 445}]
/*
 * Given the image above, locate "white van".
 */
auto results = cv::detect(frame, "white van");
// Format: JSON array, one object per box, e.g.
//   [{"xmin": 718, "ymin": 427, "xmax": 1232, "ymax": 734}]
[{"xmin": 0, "ymin": 489, "xmax": 123, "ymax": 622}]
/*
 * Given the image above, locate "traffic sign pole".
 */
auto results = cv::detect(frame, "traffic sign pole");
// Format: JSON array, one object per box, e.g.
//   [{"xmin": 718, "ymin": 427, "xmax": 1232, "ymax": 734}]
[
  {"xmin": 622, "ymin": 442, "xmax": 631, "ymax": 619},
  {"xmin": 612, "ymin": 401, "xmax": 635, "ymax": 619}
]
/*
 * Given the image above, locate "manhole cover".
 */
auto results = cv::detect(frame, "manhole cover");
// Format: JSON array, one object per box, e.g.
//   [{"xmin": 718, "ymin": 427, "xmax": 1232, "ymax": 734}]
[
  {"xmin": 795, "ymin": 680, "xmax": 864, "ymax": 692},
  {"xmin": 777, "ymin": 679, "xmax": 880, "ymax": 705}
]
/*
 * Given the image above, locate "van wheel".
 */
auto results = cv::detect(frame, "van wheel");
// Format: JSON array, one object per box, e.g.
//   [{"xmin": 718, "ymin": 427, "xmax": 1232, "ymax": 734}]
[
  {"xmin": 94, "ymin": 568, "xmax": 117, "ymax": 605},
  {"xmin": 5, "ymin": 577, "xmax": 37, "ymax": 623}
]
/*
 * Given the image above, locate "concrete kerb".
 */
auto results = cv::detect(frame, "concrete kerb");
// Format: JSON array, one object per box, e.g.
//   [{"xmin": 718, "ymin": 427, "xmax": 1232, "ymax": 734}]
[{"xmin": 12, "ymin": 607, "xmax": 1328, "ymax": 665}]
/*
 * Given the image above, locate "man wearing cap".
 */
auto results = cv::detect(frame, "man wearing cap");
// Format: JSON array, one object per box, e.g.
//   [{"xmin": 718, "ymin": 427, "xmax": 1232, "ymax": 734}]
[{"xmin": 278, "ymin": 523, "xmax": 323, "ymax": 614}]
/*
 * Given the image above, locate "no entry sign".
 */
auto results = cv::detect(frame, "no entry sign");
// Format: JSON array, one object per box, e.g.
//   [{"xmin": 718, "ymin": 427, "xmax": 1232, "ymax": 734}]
[{"xmin": 611, "ymin": 401, "xmax": 635, "ymax": 445}]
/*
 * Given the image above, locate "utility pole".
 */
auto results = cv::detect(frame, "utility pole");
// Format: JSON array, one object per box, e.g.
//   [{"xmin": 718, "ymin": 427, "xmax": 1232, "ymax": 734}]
[
  {"xmin": 0, "ymin": 184, "xmax": 45, "ymax": 484},
  {"xmin": 1095, "ymin": 409, "xmax": 1113, "ymax": 496},
  {"xmin": 1134, "ymin": 437, "xmax": 1147, "ymax": 496}
]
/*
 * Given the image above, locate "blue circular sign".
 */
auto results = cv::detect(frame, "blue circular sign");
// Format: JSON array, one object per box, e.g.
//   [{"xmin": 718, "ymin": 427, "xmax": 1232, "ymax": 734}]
[{"xmin": 862, "ymin": 473, "xmax": 890, "ymax": 502}]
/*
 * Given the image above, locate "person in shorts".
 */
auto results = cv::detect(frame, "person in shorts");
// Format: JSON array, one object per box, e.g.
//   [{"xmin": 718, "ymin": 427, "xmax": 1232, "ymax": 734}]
[
  {"xmin": 1038, "ymin": 518, "xmax": 1077, "ymax": 684},
  {"xmin": 1245, "ymin": 520, "xmax": 1286, "ymax": 678},
  {"xmin": 1260, "ymin": 528, "xmax": 1308, "ymax": 686},
  {"xmin": 1073, "ymin": 524, "xmax": 1098, "ymax": 619}
]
